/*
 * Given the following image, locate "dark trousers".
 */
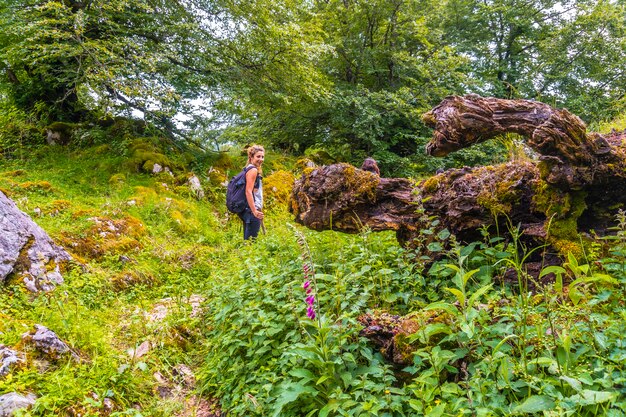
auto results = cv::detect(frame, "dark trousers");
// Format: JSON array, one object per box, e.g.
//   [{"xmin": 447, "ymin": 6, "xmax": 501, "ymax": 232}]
[{"xmin": 238, "ymin": 209, "xmax": 261, "ymax": 240}]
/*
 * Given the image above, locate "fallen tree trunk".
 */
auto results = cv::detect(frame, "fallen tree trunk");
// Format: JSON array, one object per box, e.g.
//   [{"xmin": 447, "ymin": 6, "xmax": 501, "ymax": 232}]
[
  {"xmin": 290, "ymin": 95, "xmax": 626, "ymax": 253},
  {"xmin": 0, "ymin": 191, "xmax": 71, "ymax": 292},
  {"xmin": 422, "ymin": 94, "xmax": 626, "ymax": 191}
]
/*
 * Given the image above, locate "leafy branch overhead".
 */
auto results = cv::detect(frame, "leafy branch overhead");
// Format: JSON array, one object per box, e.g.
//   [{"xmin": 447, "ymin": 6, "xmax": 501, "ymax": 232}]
[{"xmin": 1, "ymin": 0, "xmax": 624, "ymax": 161}]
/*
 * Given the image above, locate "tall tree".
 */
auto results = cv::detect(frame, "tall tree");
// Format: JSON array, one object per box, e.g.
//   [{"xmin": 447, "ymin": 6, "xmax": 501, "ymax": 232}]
[
  {"xmin": 213, "ymin": 0, "xmax": 469, "ymax": 172},
  {"xmin": 315, "ymin": 0, "xmax": 468, "ymax": 158},
  {"xmin": 442, "ymin": 0, "xmax": 626, "ymax": 121},
  {"xmin": 0, "ymin": 0, "xmax": 217, "ymax": 136}
]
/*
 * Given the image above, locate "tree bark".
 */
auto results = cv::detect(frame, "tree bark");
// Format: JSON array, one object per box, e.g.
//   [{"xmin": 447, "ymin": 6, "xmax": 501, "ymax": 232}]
[
  {"xmin": 290, "ymin": 95, "xmax": 626, "ymax": 251},
  {"xmin": 422, "ymin": 94, "xmax": 626, "ymax": 191}
]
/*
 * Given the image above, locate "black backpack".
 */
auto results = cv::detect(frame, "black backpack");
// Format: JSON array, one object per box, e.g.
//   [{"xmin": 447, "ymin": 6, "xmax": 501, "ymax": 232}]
[{"xmin": 226, "ymin": 166, "xmax": 257, "ymax": 213}]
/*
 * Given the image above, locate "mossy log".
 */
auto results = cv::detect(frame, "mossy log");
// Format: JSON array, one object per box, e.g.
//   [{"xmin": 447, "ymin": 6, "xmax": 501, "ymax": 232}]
[
  {"xmin": 290, "ymin": 95, "xmax": 626, "ymax": 251},
  {"xmin": 423, "ymin": 94, "xmax": 626, "ymax": 191},
  {"xmin": 289, "ymin": 163, "xmax": 422, "ymax": 245}
]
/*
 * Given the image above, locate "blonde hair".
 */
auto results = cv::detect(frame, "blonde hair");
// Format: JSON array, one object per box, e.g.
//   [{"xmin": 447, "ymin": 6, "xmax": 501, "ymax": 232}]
[{"xmin": 247, "ymin": 144, "xmax": 265, "ymax": 160}]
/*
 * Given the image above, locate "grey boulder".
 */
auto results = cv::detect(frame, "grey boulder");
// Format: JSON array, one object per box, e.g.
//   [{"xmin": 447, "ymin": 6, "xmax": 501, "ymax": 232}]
[
  {"xmin": 0, "ymin": 191, "xmax": 71, "ymax": 291},
  {"xmin": 0, "ymin": 393, "xmax": 36, "ymax": 417}
]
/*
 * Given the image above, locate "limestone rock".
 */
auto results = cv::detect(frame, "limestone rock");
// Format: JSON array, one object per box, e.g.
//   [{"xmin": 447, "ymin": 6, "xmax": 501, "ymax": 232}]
[
  {"xmin": 0, "ymin": 346, "xmax": 24, "ymax": 377},
  {"xmin": 0, "ymin": 191, "xmax": 71, "ymax": 291},
  {"xmin": 0, "ymin": 392, "xmax": 36, "ymax": 417},
  {"xmin": 21, "ymin": 325, "xmax": 79, "ymax": 361},
  {"xmin": 188, "ymin": 175, "xmax": 205, "ymax": 199}
]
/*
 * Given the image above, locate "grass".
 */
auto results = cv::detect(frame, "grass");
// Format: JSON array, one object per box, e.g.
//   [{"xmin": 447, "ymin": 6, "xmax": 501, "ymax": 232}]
[
  {"xmin": 2, "ymin": 142, "xmax": 626, "ymax": 416},
  {"xmin": 0, "ymin": 144, "xmax": 392, "ymax": 416}
]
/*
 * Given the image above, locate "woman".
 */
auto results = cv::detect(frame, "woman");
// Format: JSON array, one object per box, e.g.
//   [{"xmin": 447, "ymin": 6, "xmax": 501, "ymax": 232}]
[{"xmin": 239, "ymin": 145, "xmax": 265, "ymax": 240}]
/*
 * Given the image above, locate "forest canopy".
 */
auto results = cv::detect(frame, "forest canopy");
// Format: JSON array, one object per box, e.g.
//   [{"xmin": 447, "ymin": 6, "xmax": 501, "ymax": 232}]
[{"xmin": 1, "ymin": 0, "xmax": 625, "ymax": 173}]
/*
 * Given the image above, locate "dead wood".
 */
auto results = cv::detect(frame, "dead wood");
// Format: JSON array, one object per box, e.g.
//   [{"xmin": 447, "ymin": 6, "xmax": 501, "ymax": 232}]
[
  {"xmin": 422, "ymin": 94, "xmax": 626, "ymax": 191},
  {"xmin": 290, "ymin": 95, "xmax": 626, "ymax": 253}
]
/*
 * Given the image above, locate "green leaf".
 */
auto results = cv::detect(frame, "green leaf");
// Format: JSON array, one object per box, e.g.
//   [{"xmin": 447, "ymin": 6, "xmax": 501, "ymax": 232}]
[
  {"xmin": 533, "ymin": 356, "xmax": 557, "ymax": 366},
  {"xmin": 425, "ymin": 323, "xmax": 453, "ymax": 339},
  {"xmin": 467, "ymin": 283, "xmax": 493, "ymax": 309},
  {"xmin": 272, "ymin": 384, "xmax": 318, "ymax": 417},
  {"xmin": 555, "ymin": 273, "xmax": 563, "ymax": 293},
  {"xmin": 437, "ymin": 229, "xmax": 450, "ymax": 240},
  {"xmin": 462, "ymin": 268, "xmax": 480, "ymax": 286},
  {"xmin": 316, "ymin": 375, "xmax": 330, "ymax": 385},
  {"xmin": 567, "ymin": 252, "xmax": 579, "ymax": 269},
  {"xmin": 460, "ymin": 321, "xmax": 474, "ymax": 338},
  {"xmin": 409, "ymin": 323, "xmax": 452, "ymax": 343},
  {"xmin": 339, "ymin": 372, "xmax": 353, "ymax": 388},
  {"xmin": 492, "ymin": 334, "xmax": 517, "ymax": 356},
  {"xmin": 289, "ymin": 368, "xmax": 316, "ymax": 382},
  {"xmin": 568, "ymin": 390, "xmax": 617, "ymax": 406},
  {"xmin": 445, "ymin": 287, "xmax": 465, "ymax": 305},
  {"xmin": 512, "ymin": 395, "xmax": 555, "ymax": 414},
  {"xmin": 428, "ymin": 242, "xmax": 443, "ymax": 252},
  {"xmin": 423, "ymin": 301, "xmax": 459, "ymax": 316},
  {"xmin": 568, "ymin": 286, "xmax": 583, "ymax": 305},
  {"xmin": 559, "ymin": 375, "xmax": 582, "ymax": 392},
  {"xmin": 408, "ymin": 399, "xmax": 423, "ymax": 411},
  {"xmin": 319, "ymin": 400, "xmax": 338, "ymax": 417},
  {"xmin": 539, "ymin": 265, "xmax": 566, "ymax": 279},
  {"xmin": 426, "ymin": 403, "xmax": 445, "ymax": 417}
]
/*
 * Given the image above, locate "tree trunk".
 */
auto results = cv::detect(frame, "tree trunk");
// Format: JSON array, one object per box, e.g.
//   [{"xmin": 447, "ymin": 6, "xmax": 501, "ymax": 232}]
[
  {"xmin": 422, "ymin": 94, "xmax": 626, "ymax": 191},
  {"xmin": 0, "ymin": 191, "xmax": 71, "ymax": 292},
  {"xmin": 290, "ymin": 95, "xmax": 626, "ymax": 254}
]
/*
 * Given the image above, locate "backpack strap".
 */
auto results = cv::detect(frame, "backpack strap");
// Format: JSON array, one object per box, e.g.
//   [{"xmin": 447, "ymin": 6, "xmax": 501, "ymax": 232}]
[{"xmin": 244, "ymin": 165, "xmax": 259, "ymax": 182}]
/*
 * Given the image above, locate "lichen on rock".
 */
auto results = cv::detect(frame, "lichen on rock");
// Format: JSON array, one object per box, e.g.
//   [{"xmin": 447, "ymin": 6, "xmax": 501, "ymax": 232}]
[
  {"xmin": 0, "ymin": 345, "xmax": 24, "ymax": 378},
  {"xmin": 0, "ymin": 191, "xmax": 71, "ymax": 292}
]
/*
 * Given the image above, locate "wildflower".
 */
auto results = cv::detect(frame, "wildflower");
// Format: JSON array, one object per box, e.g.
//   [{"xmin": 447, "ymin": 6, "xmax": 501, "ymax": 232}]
[{"xmin": 293, "ymin": 227, "xmax": 317, "ymax": 321}]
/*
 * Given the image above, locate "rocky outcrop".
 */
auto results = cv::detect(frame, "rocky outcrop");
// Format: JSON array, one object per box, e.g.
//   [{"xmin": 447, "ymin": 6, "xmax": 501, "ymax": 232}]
[
  {"xmin": 188, "ymin": 175, "xmax": 205, "ymax": 199},
  {"xmin": 21, "ymin": 325, "xmax": 80, "ymax": 362},
  {"xmin": 0, "ymin": 345, "xmax": 24, "ymax": 377},
  {"xmin": 0, "ymin": 392, "xmax": 36, "ymax": 417},
  {"xmin": 0, "ymin": 191, "xmax": 71, "ymax": 291}
]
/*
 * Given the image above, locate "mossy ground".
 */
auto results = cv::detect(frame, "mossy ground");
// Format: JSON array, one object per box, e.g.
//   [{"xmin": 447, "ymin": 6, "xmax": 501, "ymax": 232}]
[
  {"xmin": 2, "ymin": 140, "xmax": 626, "ymax": 416},
  {"xmin": 0, "ymin": 144, "xmax": 384, "ymax": 416}
]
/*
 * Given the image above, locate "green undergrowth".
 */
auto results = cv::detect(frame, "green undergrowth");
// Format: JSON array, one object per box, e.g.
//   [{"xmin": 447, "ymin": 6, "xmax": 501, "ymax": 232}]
[
  {"xmin": 197, "ymin": 223, "xmax": 626, "ymax": 416},
  {"xmin": 1, "ymin": 144, "xmax": 626, "ymax": 416}
]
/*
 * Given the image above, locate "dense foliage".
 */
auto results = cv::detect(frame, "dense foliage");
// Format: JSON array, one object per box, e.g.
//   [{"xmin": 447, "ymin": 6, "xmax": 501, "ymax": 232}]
[
  {"xmin": 1, "ymin": 1, "xmax": 626, "ymax": 413},
  {"xmin": 0, "ymin": 139, "xmax": 625, "ymax": 415},
  {"xmin": 1, "ymin": 0, "xmax": 625, "ymax": 173}
]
